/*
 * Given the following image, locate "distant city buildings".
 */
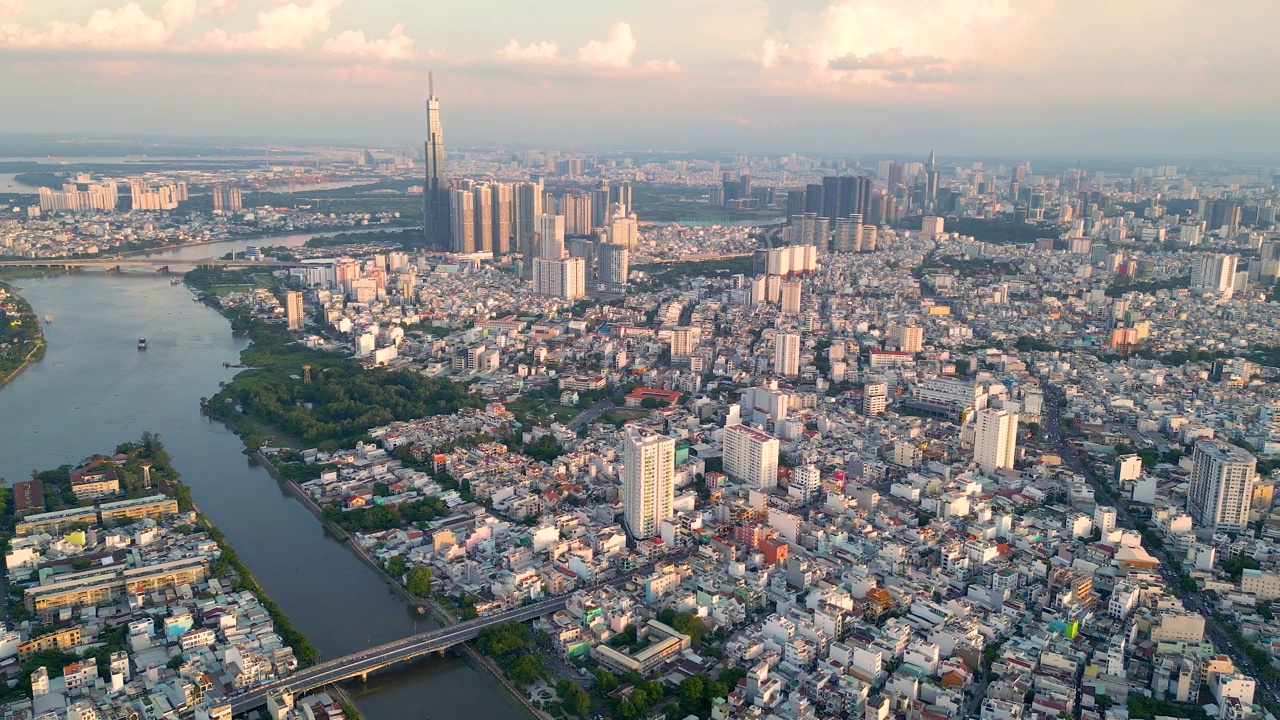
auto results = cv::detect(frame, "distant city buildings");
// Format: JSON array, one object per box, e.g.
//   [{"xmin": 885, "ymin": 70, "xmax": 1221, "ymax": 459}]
[{"xmin": 211, "ymin": 185, "xmax": 242, "ymax": 213}]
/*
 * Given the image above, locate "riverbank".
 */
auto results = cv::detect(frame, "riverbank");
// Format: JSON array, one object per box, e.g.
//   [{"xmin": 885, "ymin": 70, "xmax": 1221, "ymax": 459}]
[
  {"xmin": 183, "ymin": 270, "xmax": 539, "ymax": 717},
  {"xmin": 114, "ymin": 223, "xmax": 416, "ymax": 258},
  {"xmin": 0, "ymin": 282, "xmax": 46, "ymax": 391}
]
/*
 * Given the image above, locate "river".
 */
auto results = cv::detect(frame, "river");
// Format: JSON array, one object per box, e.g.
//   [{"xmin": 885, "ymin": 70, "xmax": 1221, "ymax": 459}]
[{"xmin": 0, "ymin": 236, "xmax": 525, "ymax": 720}]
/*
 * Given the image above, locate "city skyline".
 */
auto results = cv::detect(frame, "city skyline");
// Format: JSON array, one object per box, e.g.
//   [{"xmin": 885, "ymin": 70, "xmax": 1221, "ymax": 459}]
[{"xmin": 1, "ymin": 0, "xmax": 1279, "ymax": 156}]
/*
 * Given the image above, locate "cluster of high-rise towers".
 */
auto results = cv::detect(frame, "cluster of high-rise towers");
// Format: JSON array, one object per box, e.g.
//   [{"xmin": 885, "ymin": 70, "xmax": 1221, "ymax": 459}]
[{"xmin": 421, "ymin": 76, "xmax": 635, "ymax": 296}]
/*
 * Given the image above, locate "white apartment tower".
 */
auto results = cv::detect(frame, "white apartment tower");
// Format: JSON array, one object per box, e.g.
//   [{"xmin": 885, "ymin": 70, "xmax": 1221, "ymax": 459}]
[
  {"xmin": 973, "ymin": 408, "xmax": 1018, "ymax": 472},
  {"xmin": 532, "ymin": 257, "xmax": 585, "ymax": 299},
  {"xmin": 1187, "ymin": 439, "xmax": 1257, "ymax": 533},
  {"xmin": 622, "ymin": 428, "xmax": 675, "ymax": 539},
  {"xmin": 723, "ymin": 424, "xmax": 780, "ymax": 490},
  {"xmin": 1191, "ymin": 254, "xmax": 1239, "ymax": 296},
  {"xmin": 775, "ymin": 332, "xmax": 801, "ymax": 377},
  {"xmin": 535, "ymin": 213, "xmax": 566, "ymax": 260},
  {"xmin": 780, "ymin": 280, "xmax": 802, "ymax": 315},
  {"xmin": 285, "ymin": 291, "xmax": 304, "ymax": 331}
]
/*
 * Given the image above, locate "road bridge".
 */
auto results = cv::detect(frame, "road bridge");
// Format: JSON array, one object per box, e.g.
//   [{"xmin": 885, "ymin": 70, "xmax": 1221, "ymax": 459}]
[
  {"xmin": 228, "ymin": 596, "xmax": 568, "ymax": 716},
  {"xmin": 228, "ymin": 550, "xmax": 691, "ymax": 716}
]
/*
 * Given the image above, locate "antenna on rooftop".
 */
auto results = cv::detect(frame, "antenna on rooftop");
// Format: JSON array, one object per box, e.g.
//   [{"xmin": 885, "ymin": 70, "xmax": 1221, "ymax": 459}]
[{"xmin": 429, "ymin": 70, "xmax": 434, "ymax": 99}]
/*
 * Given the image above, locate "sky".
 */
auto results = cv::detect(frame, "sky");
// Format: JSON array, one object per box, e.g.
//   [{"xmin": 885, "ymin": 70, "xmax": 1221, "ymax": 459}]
[{"xmin": 1, "ymin": 0, "xmax": 1279, "ymax": 157}]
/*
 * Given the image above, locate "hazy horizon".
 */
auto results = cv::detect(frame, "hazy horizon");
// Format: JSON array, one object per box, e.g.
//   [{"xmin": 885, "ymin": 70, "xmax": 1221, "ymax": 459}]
[{"xmin": 2, "ymin": 0, "xmax": 1279, "ymax": 158}]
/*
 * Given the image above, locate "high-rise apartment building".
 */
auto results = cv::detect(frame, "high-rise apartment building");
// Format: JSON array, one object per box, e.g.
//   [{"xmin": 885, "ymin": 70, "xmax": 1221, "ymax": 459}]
[
  {"xmin": 1192, "ymin": 254, "xmax": 1239, "ymax": 296},
  {"xmin": 286, "ymin": 291, "xmax": 304, "ymax": 331},
  {"xmin": 597, "ymin": 243, "xmax": 629, "ymax": 292},
  {"xmin": 472, "ymin": 183, "xmax": 493, "ymax": 254},
  {"xmin": 535, "ymin": 214, "xmax": 566, "ymax": 260},
  {"xmin": 560, "ymin": 192, "xmax": 592, "ymax": 236},
  {"xmin": 607, "ymin": 203, "xmax": 638, "ymax": 250},
  {"xmin": 532, "ymin": 257, "xmax": 585, "ymax": 299},
  {"xmin": 449, "ymin": 188, "xmax": 476, "ymax": 254},
  {"xmin": 622, "ymin": 428, "xmax": 675, "ymax": 539},
  {"xmin": 774, "ymin": 332, "xmax": 801, "ymax": 377},
  {"xmin": 515, "ymin": 181, "xmax": 543, "ymax": 279},
  {"xmin": 423, "ymin": 75, "xmax": 451, "ymax": 250},
  {"xmin": 890, "ymin": 324, "xmax": 924, "ymax": 353},
  {"xmin": 974, "ymin": 408, "xmax": 1018, "ymax": 472},
  {"xmin": 921, "ymin": 215, "xmax": 945, "ymax": 238},
  {"xmin": 491, "ymin": 182, "xmax": 513, "ymax": 255},
  {"xmin": 832, "ymin": 216, "xmax": 863, "ymax": 252},
  {"xmin": 1187, "ymin": 439, "xmax": 1257, "ymax": 533},
  {"xmin": 780, "ymin": 280, "xmax": 802, "ymax": 315},
  {"xmin": 723, "ymin": 424, "xmax": 780, "ymax": 490}
]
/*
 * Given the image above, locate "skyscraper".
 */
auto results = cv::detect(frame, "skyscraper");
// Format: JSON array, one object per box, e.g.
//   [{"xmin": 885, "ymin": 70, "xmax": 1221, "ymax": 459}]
[
  {"xmin": 515, "ymin": 181, "xmax": 543, "ymax": 279},
  {"xmin": 622, "ymin": 428, "xmax": 675, "ymax": 539},
  {"xmin": 423, "ymin": 73, "xmax": 451, "ymax": 250},
  {"xmin": 723, "ymin": 424, "xmax": 780, "ymax": 490},
  {"xmin": 561, "ymin": 192, "xmax": 592, "ymax": 236},
  {"xmin": 472, "ymin": 183, "xmax": 493, "ymax": 254},
  {"xmin": 775, "ymin": 332, "xmax": 801, "ymax": 377},
  {"xmin": 535, "ymin": 214, "xmax": 566, "ymax": 260},
  {"xmin": 974, "ymin": 408, "xmax": 1018, "ymax": 472},
  {"xmin": 491, "ymin": 182, "xmax": 513, "ymax": 256},
  {"xmin": 449, "ymin": 188, "xmax": 475, "ymax": 254},
  {"xmin": 780, "ymin": 279, "xmax": 802, "ymax": 315},
  {"xmin": 532, "ymin": 257, "xmax": 585, "ymax": 299},
  {"xmin": 597, "ymin": 242, "xmax": 630, "ymax": 293},
  {"xmin": 1191, "ymin": 253, "xmax": 1239, "ymax": 296},
  {"xmin": 1187, "ymin": 439, "xmax": 1256, "ymax": 533},
  {"xmin": 924, "ymin": 150, "xmax": 939, "ymax": 209},
  {"xmin": 286, "ymin": 291, "xmax": 304, "ymax": 331},
  {"xmin": 607, "ymin": 203, "xmax": 638, "ymax": 250}
]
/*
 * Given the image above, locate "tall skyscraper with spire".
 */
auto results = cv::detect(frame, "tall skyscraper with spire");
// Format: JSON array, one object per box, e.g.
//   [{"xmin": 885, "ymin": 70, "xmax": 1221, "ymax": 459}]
[
  {"xmin": 423, "ymin": 72, "xmax": 451, "ymax": 250},
  {"xmin": 924, "ymin": 149, "xmax": 939, "ymax": 209}
]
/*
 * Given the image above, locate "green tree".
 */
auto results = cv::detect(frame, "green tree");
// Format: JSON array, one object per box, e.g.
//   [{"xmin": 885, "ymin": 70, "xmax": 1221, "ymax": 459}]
[
  {"xmin": 506, "ymin": 654, "xmax": 543, "ymax": 685},
  {"xmin": 385, "ymin": 555, "xmax": 406, "ymax": 577},
  {"xmin": 405, "ymin": 566, "xmax": 433, "ymax": 596},
  {"xmin": 524, "ymin": 435, "xmax": 565, "ymax": 463},
  {"xmin": 557, "ymin": 680, "xmax": 590, "ymax": 717}
]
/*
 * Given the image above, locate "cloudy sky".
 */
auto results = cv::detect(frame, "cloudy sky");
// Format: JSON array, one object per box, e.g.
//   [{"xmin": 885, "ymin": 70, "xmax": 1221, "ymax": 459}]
[{"xmin": 1, "ymin": 0, "xmax": 1277, "ymax": 156}]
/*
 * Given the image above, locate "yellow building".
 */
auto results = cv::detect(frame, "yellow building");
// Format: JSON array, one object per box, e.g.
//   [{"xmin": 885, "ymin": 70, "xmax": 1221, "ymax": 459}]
[
  {"xmin": 26, "ymin": 557, "xmax": 209, "ymax": 612},
  {"xmin": 18, "ymin": 627, "xmax": 83, "ymax": 659},
  {"xmin": 99, "ymin": 495, "xmax": 179, "ymax": 524}
]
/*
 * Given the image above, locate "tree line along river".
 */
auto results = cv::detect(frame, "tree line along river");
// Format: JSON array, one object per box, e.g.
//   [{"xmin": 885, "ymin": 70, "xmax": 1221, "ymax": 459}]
[{"xmin": 0, "ymin": 232, "xmax": 526, "ymax": 720}]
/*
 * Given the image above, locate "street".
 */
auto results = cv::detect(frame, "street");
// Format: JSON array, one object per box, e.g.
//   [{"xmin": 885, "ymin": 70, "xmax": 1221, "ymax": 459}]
[{"xmin": 1040, "ymin": 382, "xmax": 1278, "ymax": 704}]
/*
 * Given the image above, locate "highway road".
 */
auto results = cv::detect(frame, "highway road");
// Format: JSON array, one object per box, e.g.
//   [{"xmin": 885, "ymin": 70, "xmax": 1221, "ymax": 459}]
[
  {"xmin": 1040, "ymin": 382, "xmax": 1278, "ymax": 704},
  {"xmin": 567, "ymin": 398, "xmax": 614, "ymax": 431}
]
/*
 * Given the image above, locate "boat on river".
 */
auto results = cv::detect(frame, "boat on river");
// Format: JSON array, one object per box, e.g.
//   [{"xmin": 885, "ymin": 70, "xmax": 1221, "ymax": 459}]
[
  {"xmin": 44, "ymin": 316, "xmax": 51, "ymax": 324},
  {"xmin": 137, "ymin": 338, "xmax": 147, "ymax": 350}
]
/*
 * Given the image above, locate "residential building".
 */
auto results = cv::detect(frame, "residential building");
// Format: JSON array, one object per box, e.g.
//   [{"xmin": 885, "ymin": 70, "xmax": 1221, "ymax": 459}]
[
  {"xmin": 622, "ymin": 428, "xmax": 675, "ymax": 539},
  {"xmin": 723, "ymin": 424, "xmax": 780, "ymax": 490},
  {"xmin": 974, "ymin": 408, "xmax": 1018, "ymax": 472},
  {"xmin": 1187, "ymin": 439, "xmax": 1257, "ymax": 533}
]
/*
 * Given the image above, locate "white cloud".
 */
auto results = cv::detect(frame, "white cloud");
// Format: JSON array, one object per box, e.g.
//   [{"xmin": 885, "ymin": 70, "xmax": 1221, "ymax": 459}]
[
  {"xmin": 642, "ymin": 59, "xmax": 680, "ymax": 73},
  {"xmin": 577, "ymin": 21, "xmax": 635, "ymax": 68},
  {"xmin": 0, "ymin": 0, "xmax": 194, "ymax": 49},
  {"xmin": 0, "ymin": 0, "xmax": 26, "ymax": 18},
  {"xmin": 197, "ymin": 0, "xmax": 340, "ymax": 51},
  {"xmin": 323, "ymin": 22, "xmax": 415, "ymax": 61},
  {"xmin": 757, "ymin": 0, "xmax": 1040, "ymax": 84},
  {"xmin": 497, "ymin": 38, "xmax": 558, "ymax": 62}
]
